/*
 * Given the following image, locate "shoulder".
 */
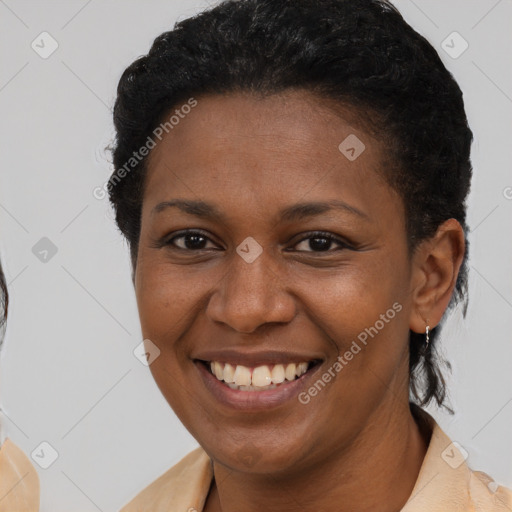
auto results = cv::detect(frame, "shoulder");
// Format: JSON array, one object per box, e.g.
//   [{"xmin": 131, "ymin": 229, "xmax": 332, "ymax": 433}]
[
  {"xmin": 468, "ymin": 468, "xmax": 512, "ymax": 511},
  {"xmin": 0, "ymin": 438, "xmax": 40, "ymax": 512},
  {"xmin": 405, "ymin": 404, "xmax": 512, "ymax": 511},
  {"xmin": 120, "ymin": 446, "xmax": 213, "ymax": 512}
]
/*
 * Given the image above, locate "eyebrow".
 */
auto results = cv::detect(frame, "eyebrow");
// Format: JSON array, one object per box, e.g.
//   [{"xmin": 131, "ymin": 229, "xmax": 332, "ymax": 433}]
[{"xmin": 152, "ymin": 199, "xmax": 369, "ymax": 222}]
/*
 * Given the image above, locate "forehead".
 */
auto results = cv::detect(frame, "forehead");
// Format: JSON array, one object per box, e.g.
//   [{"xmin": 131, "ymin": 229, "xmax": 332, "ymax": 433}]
[{"xmin": 143, "ymin": 90, "xmax": 400, "ymax": 223}]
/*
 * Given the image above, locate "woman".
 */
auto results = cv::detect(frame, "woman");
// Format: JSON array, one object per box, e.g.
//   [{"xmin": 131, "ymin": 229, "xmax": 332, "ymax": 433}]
[
  {"xmin": 0, "ymin": 260, "xmax": 40, "ymax": 511},
  {"xmin": 108, "ymin": 0, "xmax": 511, "ymax": 510}
]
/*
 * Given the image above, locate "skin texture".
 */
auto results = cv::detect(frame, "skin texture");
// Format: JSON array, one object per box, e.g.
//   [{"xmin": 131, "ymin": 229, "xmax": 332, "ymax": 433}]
[{"xmin": 134, "ymin": 90, "xmax": 465, "ymax": 512}]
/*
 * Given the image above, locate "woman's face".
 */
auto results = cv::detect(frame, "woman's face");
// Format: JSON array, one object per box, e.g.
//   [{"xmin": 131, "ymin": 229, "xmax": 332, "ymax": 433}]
[{"xmin": 135, "ymin": 90, "xmax": 418, "ymax": 474}]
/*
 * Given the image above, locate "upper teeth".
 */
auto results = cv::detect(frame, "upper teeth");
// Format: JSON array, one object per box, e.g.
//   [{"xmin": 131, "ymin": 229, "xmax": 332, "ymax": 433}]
[{"xmin": 209, "ymin": 361, "xmax": 309, "ymax": 388}]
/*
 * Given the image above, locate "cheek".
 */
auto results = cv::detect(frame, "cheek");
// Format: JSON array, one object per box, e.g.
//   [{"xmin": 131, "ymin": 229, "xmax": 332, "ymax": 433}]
[
  {"xmin": 135, "ymin": 258, "xmax": 201, "ymax": 339},
  {"xmin": 134, "ymin": 260, "xmax": 206, "ymax": 416},
  {"xmin": 302, "ymin": 255, "xmax": 407, "ymax": 333},
  {"xmin": 297, "ymin": 254, "xmax": 411, "ymax": 381}
]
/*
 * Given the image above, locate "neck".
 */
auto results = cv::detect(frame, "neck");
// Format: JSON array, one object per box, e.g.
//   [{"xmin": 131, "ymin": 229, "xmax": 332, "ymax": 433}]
[{"xmin": 205, "ymin": 400, "xmax": 430, "ymax": 512}]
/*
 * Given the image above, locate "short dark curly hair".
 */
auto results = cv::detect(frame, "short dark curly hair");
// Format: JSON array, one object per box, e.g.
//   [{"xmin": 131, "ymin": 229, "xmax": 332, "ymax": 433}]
[{"xmin": 108, "ymin": 0, "xmax": 473, "ymax": 411}]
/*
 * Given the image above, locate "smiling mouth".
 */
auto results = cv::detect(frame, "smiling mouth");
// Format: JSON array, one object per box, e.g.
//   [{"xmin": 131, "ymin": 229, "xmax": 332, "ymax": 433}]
[{"xmin": 199, "ymin": 360, "xmax": 321, "ymax": 391}]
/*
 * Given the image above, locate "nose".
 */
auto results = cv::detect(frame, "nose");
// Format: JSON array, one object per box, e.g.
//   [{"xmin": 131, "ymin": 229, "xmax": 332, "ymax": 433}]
[{"xmin": 206, "ymin": 249, "xmax": 297, "ymax": 334}]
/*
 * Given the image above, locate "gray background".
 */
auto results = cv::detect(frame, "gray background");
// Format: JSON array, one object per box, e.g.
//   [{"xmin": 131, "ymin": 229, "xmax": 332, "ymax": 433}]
[{"xmin": 0, "ymin": 0, "xmax": 511, "ymax": 510}]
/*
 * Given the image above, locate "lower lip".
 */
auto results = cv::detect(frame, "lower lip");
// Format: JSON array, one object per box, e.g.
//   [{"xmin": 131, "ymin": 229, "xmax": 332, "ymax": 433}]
[{"xmin": 195, "ymin": 361, "xmax": 321, "ymax": 411}]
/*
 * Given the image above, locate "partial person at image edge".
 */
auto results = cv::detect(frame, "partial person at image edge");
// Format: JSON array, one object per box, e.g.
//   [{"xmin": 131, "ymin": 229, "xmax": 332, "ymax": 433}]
[{"xmin": 0, "ymin": 260, "xmax": 40, "ymax": 511}]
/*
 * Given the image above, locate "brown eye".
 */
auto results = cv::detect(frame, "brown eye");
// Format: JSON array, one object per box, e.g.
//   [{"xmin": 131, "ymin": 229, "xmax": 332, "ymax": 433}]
[
  {"xmin": 293, "ymin": 232, "xmax": 351, "ymax": 253},
  {"xmin": 167, "ymin": 230, "xmax": 218, "ymax": 251}
]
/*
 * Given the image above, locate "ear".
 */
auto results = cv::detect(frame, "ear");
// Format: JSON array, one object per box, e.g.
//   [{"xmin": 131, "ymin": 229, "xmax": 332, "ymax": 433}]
[{"xmin": 409, "ymin": 219, "xmax": 466, "ymax": 334}]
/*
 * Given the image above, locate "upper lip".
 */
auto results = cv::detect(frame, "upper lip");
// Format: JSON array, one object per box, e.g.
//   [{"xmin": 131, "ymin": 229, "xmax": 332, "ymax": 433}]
[{"xmin": 192, "ymin": 349, "xmax": 324, "ymax": 367}]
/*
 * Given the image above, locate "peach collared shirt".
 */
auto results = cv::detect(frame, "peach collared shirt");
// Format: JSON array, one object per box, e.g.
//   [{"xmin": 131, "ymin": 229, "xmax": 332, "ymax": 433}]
[
  {"xmin": 0, "ymin": 438, "xmax": 40, "ymax": 512},
  {"xmin": 120, "ymin": 408, "xmax": 512, "ymax": 511}
]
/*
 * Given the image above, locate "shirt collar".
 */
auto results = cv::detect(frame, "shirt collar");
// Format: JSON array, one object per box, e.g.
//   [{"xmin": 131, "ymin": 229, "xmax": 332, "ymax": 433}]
[{"xmin": 121, "ymin": 405, "xmax": 510, "ymax": 511}]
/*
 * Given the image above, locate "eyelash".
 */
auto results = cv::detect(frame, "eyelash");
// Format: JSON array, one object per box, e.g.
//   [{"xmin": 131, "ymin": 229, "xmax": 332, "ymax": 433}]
[{"xmin": 162, "ymin": 229, "xmax": 353, "ymax": 253}]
